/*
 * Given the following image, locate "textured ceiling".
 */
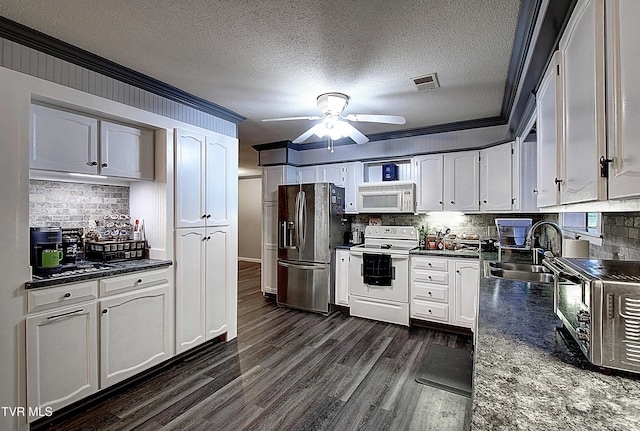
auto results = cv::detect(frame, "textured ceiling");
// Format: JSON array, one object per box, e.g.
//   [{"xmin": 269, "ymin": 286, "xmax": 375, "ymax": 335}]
[{"xmin": 0, "ymin": 0, "xmax": 522, "ymax": 175}]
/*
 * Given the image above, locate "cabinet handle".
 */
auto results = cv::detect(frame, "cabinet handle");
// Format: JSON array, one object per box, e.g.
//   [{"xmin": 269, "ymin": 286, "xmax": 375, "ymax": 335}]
[
  {"xmin": 47, "ymin": 308, "xmax": 84, "ymax": 321},
  {"xmin": 206, "ymin": 214, "xmax": 211, "ymax": 218},
  {"xmin": 101, "ymin": 162, "xmax": 109, "ymax": 168},
  {"xmin": 427, "ymin": 262, "xmax": 432, "ymax": 266},
  {"xmin": 102, "ymin": 309, "xmax": 108, "ymax": 314},
  {"xmin": 483, "ymin": 200, "xmax": 487, "ymax": 204},
  {"xmin": 554, "ymin": 178, "xmax": 562, "ymax": 192},
  {"xmin": 136, "ymin": 278, "xmax": 143, "ymax": 284},
  {"xmin": 428, "ymin": 291, "xmax": 432, "ymax": 296},
  {"xmin": 439, "ymin": 201, "xmax": 443, "ymax": 205},
  {"xmin": 63, "ymin": 292, "xmax": 71, "ymax": 298},
  {"xmin": 201, "ymin": 214, "xmax": 207, "ymax": 219},
  {"xmin": 428, "ymin": 275, "xmax": 432, "ymax": 280},
  {"xmin": 456, "ymin": 270, "xmax": 460, "ymax": 273},
  {"xmin": 450, "ymin": 201, "xmax": 455, "ymax": 205},
  {"xmin": 600, "ymin": 156, "xmax": 613, "ymax": 178},
  {"xmin": 87, "ymin": 161, "xmax": 98, "ymax": 166}
]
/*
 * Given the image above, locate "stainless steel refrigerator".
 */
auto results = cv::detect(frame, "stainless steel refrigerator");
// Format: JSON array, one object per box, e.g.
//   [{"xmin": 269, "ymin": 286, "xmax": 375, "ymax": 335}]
[{"xmin": 277, "ymin": 182, "xmax": 344, "ymax": 314}]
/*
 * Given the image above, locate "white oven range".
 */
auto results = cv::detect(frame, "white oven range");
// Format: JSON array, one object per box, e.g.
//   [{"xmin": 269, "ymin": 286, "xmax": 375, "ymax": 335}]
[{"xmin": 348, "ymin": 226, "xmax": 418, "ymax": 326}]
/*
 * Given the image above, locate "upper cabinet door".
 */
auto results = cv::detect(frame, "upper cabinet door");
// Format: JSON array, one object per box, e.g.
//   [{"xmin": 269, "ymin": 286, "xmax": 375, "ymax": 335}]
[
  {"xmin": 480, "ymin": 143, "xmax": 513, "ymax": 212},
  {"xmin": 100, "ymin": 121, "xmax": 154, "ymax": 180},
  {"xmin": 606, "ymin": 0, "xmax": 640, "ymax": 199},
  {"xmin": 558, "ymin": 0, "xmax": 607, "ymax": 204},
  {"xmin": 175, "ymin": 130, "xmax": 206, "ymax": 228},
  {"xmin": 205, "ymin": 135, "xmax": 237, "ymax": 226},
  {"xmin": 414, "ymin": 154, "xmax": 444, "ymax": 212},
  {"xmin": 444, "ymin": 151, "xmax": 479, "ymax": 211},
  {"xmin": 536, "ymin": 53, "xmax": 562, "ymax": 207},
  {"xmin": 30, "ymin": 104, "xmax": 98, "ymax": 174}
]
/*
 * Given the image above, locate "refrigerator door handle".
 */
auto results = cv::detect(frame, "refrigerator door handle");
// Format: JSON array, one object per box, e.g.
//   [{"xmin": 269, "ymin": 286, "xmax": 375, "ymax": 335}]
[
  {"xmin": 294, "ymin": 191, "xmax": 302, "ymax": 250},
  {"xmin": 300, "ymin": 190, "xmax": 307, "ymax": 250},
  {"xmin": 278, "ymin": 260, "xmax": 327, "ymax": 271}
]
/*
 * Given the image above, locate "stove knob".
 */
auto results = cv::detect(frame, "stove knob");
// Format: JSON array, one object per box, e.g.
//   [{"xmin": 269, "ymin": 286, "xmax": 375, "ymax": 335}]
[
  {"xmin": 577, "ymin": 310, "xmax": 590, "ymax": 323},
  {"xmin": 576, "ymin": 327, "xmax": 590, "ymax": 341}
]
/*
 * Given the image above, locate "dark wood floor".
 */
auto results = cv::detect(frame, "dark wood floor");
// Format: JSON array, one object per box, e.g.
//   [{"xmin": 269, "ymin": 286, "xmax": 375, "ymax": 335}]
[{"xmin": 39, "ymin": 261, "xmax": 472, "ymax": 431}]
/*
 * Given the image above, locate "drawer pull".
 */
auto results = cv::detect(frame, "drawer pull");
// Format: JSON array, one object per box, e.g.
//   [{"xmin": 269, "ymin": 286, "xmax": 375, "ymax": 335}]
[
  {"xmin": 428, "ymin": 291, "xmax": 432, "ymax": 296},
  {"xmin": 102, "ymin": 309, "xmax": 109, "ymax": 314},
  {"xmin": 136, "ymin": 278, "xmax": 143, "ymax": 284},
  {"xmin": 47, "ymin": 308, "xmax": 84, "ymax": 321},
  {"xmin": 427, "ymin": 262, "xmax": 432, "ymax": 267},
  {"xmin": 428, "ymin": 309, "xmax": 432, "ymax": 313},
  {"xmin": 63, "ymin": 292, "xmax": 72, "ymax": 298}
]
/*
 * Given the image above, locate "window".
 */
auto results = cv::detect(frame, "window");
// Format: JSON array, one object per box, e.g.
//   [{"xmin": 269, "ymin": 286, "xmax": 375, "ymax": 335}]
[{"xmin": 559, "ymin": 212, "xmax": 603, "ymax": 245}]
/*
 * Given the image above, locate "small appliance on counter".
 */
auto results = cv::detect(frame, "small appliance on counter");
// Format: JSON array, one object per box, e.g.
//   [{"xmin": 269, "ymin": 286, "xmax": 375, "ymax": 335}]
[
  {"xmin": 61, "ymin": 227, "xmax": 84, "ymax": 265},
  {"xmin": 544, "ymin": 257, "xmax": 640, "ymax": 375},
  {"xmin": 30, "ymin": 227, "xmax": 63, "ymax": 274}
]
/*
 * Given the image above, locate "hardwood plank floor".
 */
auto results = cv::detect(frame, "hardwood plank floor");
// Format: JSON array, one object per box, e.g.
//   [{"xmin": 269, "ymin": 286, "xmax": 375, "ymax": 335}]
[{"xmin": 37, "ymin": 261, "xmax": 472, "ymax": 431}]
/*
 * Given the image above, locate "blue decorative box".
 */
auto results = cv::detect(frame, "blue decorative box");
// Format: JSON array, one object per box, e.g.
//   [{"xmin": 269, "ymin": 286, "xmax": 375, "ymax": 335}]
[{"xmin": 382, "ymin": 163, "xmax": 398, "ymax": 181}]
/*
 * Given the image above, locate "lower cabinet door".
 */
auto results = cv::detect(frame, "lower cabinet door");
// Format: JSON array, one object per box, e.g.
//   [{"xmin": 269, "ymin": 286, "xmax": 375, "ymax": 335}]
[
  {"xmin": 452, "ymin": 261, "xmax": 480, "ymax": 329},
  {"xmin": 26, "ymin": 303, "xmax": 98, "ymax": 422},
  {"xmin": 99, "ymin": 284, "xmax": 172, "ymax": 387}
]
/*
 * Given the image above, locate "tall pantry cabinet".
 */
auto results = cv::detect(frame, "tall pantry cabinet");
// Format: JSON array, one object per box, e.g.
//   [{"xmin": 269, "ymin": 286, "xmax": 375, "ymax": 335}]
[{"xmin": 174, "ymin": 129, "xmax": 238, "ymax": 353}]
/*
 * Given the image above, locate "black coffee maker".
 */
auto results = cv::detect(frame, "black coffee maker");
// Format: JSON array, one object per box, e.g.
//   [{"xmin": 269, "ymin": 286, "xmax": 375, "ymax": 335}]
[{"xmin": 30, "ymin": 227, "xmax": 63, "ymax": 274}]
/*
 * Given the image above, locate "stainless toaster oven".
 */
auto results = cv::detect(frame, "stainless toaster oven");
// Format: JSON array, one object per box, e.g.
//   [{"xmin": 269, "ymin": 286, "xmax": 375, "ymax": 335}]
[{"xmin": 544, "ymin": 257, "xmax": 640, "ymax": 374}]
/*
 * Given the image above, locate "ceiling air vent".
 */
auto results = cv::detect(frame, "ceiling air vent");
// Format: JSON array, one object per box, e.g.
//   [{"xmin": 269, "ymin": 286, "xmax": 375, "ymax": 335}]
[{"xmin": 411, "ymin": 73, "xmax": 440, "ymax": 91}]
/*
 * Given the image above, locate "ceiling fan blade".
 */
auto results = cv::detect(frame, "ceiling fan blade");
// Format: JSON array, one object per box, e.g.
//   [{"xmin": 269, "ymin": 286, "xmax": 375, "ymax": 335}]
[
  {"xmin": 343, "ymin": 123, "xmax": 369, "ymax": 145},
  {"xmin": 344, "ymin": 114, "xmax": 406, "ymax": 125},
  {"xmin": 292, "ymin": 124, "xmax": 325, "ymax": 144},
  {"xmin": 262, "ymin": 115, "xmax": 323, "ymax": 122}
]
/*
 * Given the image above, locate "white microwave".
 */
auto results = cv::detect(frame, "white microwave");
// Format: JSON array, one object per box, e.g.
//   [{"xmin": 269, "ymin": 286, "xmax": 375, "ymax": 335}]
[{"xmin": 357, "ymin": 182, "xmax": 416, "ymax": 213}]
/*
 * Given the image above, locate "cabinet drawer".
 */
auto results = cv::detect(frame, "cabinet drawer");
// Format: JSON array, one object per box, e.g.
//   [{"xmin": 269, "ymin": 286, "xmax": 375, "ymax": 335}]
[
  {"xmin": 411, "ymin": 268, "xmax": 449, "ymax": 285},
  {"xmin": 411, "ymin": 257, "xmax": 448, "ymax": 272},
  {"xmin": 410, "ymin": 298, "xmax": 449, "ymax": 322},
  {"xmin": 28, "ymin": 280, "xmax": 98, "ymax": 313},
  {"xmin": 99, "ymin": 268, "xmax": 169, "ymax": 297},
  {"xmin": 411, "ymin": 282, "xmax": 448, "ymax": 303}
]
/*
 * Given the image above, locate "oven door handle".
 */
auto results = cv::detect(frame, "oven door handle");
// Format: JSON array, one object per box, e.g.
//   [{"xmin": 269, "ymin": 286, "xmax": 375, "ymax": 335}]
[{"xmin": 543, "ymin": 259, "xmax": 584, "ymax": 284}]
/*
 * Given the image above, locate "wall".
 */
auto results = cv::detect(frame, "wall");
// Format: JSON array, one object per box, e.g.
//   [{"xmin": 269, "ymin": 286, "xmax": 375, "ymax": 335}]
[
  {"xmin": 29, "ymin": 180, "xmax": 129, "ymax": 229},
  {"xmin": 590, "ymin": 212, "xmax": 640, "ymax": 260},
  {"xmin": 238, "ymin": 177, "xmax": 262, "ymax": 261}
]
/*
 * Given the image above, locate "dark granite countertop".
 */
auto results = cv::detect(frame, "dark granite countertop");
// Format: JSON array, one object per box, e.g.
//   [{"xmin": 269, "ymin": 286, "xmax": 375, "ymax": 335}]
[
  {"xmin": 410, "ymin": 248, "xmax": 480, "ymax": 259},
  {"xmin": 25, "ymin": 259, "xmax": 173, "ymax": 289},
  {"xmin": 472, "ymin": 277, "xmax": 640, "ymax": 430}
]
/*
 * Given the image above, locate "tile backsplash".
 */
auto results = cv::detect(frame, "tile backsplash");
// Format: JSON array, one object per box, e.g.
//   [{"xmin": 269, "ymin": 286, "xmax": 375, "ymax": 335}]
[
  {"xmin": 590, "ymin": 212, "xmax": 640, "ymax": 260},
  {"xmin": 29, "ymin": 180, "xmax": 130, "ymax": 229}
]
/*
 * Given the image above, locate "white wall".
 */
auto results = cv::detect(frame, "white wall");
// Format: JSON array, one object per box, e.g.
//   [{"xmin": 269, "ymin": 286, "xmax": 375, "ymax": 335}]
[{"xmin": 238, "ymin": 177, "xmax": 262, "ymax": 261}]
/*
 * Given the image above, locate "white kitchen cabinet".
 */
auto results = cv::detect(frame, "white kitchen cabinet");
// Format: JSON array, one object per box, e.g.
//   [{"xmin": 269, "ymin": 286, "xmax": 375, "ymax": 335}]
[
  {"xmin": 30, "ymin": 104, "xmax": 155, "ymax": 180},
  {"xmin": 100, "ymin": 121, "xmax": 154, "ymax": 180},
  {"xmin": 536, "ymin": 52, "xmax": 562, "ymax": 207},
  {"xmin": 319, "ymin": 164, "xmax": 344, "ymax": 185},
  {"xmin": 297, "ymin": 166, "xmax": 319, "ymax": 183},
  {"xmin": 30, "ymin": 104, "xmax": 99, "ymax": 175},
  {"xmin": 175, "ymin": 129, "xmax": 236, "ymax": 228},
  {"xmin": 410, "ymin": 255, "xmax": 479, "ymax": 330},
  {"xmin": 318, "ymin": 162, "xmax": 361, "ymax": 213},
  {"xmin": 444, "ymin": 151, "xmax": 480, "ymax": 211},
  {"xmin": 413, "ymin": 154, "xmax": 444, "ymax": 212},
  {"xmin": 262, "ymin": 201, "xmax": 278, "ymax": 295},
  {"xmin": 261, "ymin": 165, "xmax": 297, "ymax": 295},
  {"xmin": 480, "ymin": 143, "xmax": 513, "ymax": 212},
  {"xmin": 334, "ymin": 249, "xmax": 350, "ymax": 306},
  {"xmin": 262, "ymin": 165, "xmax": 298, "ymax": 202},
  {"xmin": 342, "ymin": 162, "xmax": 362, "ymax": 213},
  {"xmin": 605, "ymin": 0, "xmax": 640, "ymax": 199},
  {"xmin": 558, "ymin": 0, "xmax": 607, "ymax": 204},
  {"xmin": 175, "ymin": 226, "xmax": 230, "ymax": 353},
  {"xmin": 99, "ymin": 283, "xmax": 172, "ymax": 387},
  {"xmin": 26, "ymin": 301, "xmax": 98, "ymax": 422},
  {"xmin": 451, "ymin": 260, "xmax": 479, "ymax": 328}
]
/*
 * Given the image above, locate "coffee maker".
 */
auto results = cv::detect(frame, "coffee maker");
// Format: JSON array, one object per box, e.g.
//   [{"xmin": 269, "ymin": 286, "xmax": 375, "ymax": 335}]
[{"xmin": 30, "ymin": 227, "xmax": 63, "ymax": 274}]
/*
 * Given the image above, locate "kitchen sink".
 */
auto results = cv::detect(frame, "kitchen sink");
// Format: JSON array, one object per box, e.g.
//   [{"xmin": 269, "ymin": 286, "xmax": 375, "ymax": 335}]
[{"xmin": 484, "ymin": 260, "xmax": 556, "ymax": 284}]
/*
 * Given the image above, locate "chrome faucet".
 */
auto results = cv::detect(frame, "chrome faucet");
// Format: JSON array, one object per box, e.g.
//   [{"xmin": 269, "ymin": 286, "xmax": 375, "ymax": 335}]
[{"xmin": 525, "ymin": 221, "xmax": 563, "ymax": 263}]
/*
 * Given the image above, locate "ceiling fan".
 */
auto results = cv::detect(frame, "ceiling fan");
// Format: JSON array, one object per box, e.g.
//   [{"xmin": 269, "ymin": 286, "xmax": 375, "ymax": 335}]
[{"xmin": 262, "ymin": 92, "xmax": 406, "ymax": 145}]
